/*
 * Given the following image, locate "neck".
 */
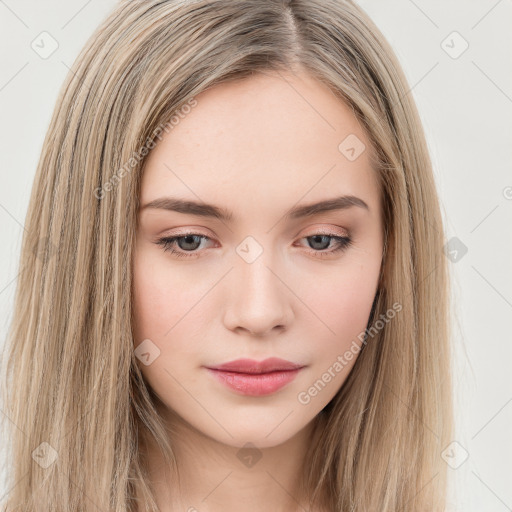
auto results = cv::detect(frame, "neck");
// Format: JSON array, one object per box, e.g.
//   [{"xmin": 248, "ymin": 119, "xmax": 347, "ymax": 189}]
[{"xmin": 144, "ymin": 406, "xmax": 324, "ymax": 512}]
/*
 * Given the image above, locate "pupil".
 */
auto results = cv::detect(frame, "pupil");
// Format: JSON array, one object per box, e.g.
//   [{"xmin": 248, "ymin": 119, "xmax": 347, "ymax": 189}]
[
  {"xmin": 181, "ymin": 235, "xmax": 199, "ymax": 250},
  {"xmin": 311, "ymin": 235, "xmax": 329, "ymax": 250}
]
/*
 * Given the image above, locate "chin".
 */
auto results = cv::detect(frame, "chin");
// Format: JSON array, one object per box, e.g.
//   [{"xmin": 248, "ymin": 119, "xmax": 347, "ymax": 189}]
[{"xmin": 195, "ymin": 414, "xmax": 314, "ymax": 450}]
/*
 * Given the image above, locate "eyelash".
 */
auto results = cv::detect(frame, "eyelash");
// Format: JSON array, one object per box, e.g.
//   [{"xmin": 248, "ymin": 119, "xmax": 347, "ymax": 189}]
[{"xmin": 155, "ymin": 232, "xmax": 352, "ymax": 259}]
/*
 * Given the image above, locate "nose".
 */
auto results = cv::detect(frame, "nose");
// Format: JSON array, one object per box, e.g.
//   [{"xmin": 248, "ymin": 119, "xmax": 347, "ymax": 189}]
[{"xmin": 222, "ymin": 255, "xmax": 293, "ymax": 338}]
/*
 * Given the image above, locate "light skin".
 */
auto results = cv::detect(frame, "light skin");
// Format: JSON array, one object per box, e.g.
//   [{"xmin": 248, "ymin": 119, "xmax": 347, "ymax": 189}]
[{"xmin": 132, "ymin": 69, "xmax": 383, "ymax": 512}]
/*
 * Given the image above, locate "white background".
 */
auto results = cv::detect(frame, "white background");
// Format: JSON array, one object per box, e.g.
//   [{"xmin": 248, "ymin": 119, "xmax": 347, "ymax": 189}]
[{"xmin": 0, "ymin": 1, "xmax": 511, "ymax": 510}]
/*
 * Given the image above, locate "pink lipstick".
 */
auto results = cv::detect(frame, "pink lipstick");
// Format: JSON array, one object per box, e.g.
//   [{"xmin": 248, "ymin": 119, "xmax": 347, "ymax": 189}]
[{"xmin": 205, "ymin": 357, "xmax": 304, "ymax": 396}]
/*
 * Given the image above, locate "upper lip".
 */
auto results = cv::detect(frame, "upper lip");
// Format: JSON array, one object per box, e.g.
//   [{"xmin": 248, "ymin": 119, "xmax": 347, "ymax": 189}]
[{"xmin": 206, "ymin": 357, "xmax": 304, "ymax": 374}]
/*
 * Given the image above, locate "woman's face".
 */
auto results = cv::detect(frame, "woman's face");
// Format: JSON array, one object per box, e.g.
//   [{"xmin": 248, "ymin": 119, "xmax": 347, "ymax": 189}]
[{"xmin": 133, "ymin": 70, "xmax": 383, "ymax": 449}]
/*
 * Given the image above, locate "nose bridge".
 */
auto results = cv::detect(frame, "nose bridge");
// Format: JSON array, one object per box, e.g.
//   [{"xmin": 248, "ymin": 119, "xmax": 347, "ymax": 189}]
[
  {"xmin": 237, "ymin": 250, "xmax": 278, "ymax": 298},
  {"xmin": 223, "ymin": 235, "xmax": 292, "ymax": 334}
]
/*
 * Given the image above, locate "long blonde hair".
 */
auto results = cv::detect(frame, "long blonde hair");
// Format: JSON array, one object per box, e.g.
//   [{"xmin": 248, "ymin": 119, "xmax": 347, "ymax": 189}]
[{"xmin": 1, "ymin": 0, "xmax": 452, "ymax": 510}]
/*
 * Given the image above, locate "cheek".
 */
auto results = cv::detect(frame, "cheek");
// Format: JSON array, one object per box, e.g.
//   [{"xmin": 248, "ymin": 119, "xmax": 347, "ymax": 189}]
[
  {"xmin": 132, "ymin": 251, "xmax": 218, "ymax": 396},
  {"xmin": 292, "ymin": 262, "xmax": 378, "ymax": 408},
  {"xmin": 132, "ymin": 247, "xmax": 200, "ymax": 342},
  {"xmin": 132, "ymin": 262, "xmax": 168, "ymax": 342},
  {"xmin": 132, "ymin": 258, "xmax": 197, "ymax": 391},
  {"xmin": 333, "ymin": 274, "xmax": 374, "ymax": 335},
  {"xmin": 296, "ymin": 258, "xmax": 379, "ymax": 345}
]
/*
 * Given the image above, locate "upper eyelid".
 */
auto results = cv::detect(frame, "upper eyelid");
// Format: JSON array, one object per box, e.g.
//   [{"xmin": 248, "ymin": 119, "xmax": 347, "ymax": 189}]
[{"xmin": 161, "ymin": 224, "xmax": 349, "ymax": 238}]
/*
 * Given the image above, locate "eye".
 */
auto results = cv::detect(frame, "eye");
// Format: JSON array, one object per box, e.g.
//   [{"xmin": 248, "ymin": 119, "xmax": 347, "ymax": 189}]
[
  {"xmin": 155, "ymin": 232, "xmax": 352, "ymax": 259},
  {"xmin": 296, "ymin": 233, "xmax": 352, "ymax": 258},
  {"xmin": 156, "ymin": 233, "xmax": 214, "ymax": 259}
]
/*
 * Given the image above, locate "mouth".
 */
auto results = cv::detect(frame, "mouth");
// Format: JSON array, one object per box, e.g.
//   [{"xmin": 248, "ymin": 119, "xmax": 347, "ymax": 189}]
[{"xmin": 204, "ymin": 358, "xmax": 305, "ymax": 396}]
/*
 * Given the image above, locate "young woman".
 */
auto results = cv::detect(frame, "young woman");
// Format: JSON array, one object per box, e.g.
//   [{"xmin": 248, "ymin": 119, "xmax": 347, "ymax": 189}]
[{"xmin": 1, "ymin": 0, "xmax": 453, "ymax": 510}]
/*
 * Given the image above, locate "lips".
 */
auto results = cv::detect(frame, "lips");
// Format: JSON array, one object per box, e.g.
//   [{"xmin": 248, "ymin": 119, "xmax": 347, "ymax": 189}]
[
  {"xmin": 206, "ymin": 357, "xmax": 304, "ymax": 374},
  {"xmin": 204, "ymin": 358, "xmax": 305, "ymax": 396}
]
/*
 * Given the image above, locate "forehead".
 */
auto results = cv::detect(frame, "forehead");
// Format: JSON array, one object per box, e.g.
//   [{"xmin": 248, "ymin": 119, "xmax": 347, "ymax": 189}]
[{"xmin": 140, "ymin": 71, "xmax": 380, "ymax": 218}]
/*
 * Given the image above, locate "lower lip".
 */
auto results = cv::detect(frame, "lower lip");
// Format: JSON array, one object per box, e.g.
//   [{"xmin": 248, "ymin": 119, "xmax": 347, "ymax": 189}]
[{"xmin": 205, "ymin": 368, "xmax": 302, "ymax": 396}]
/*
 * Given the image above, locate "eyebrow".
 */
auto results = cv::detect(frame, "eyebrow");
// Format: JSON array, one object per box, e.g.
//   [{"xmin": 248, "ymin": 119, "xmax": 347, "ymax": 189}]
[{"xmin": 140, "ymin": 195, "xmax": 369, "ymax": 222}]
